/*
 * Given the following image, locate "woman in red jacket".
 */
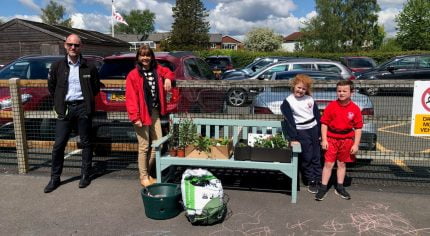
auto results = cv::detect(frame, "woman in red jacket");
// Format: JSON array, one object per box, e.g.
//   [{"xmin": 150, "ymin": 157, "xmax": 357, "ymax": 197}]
[{"xmin": 125, "ymin": 45, "xmax": 174, "ymax": 187}]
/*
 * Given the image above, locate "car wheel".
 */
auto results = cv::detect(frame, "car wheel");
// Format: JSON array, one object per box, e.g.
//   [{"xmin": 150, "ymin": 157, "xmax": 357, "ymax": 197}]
[
  {"xmin": 365, "ymin": 87, "xmax": 379, "ymax": 96},
  {"xmin": 227, "ymin": 88, "xmax": 247, "ymax": 107}
]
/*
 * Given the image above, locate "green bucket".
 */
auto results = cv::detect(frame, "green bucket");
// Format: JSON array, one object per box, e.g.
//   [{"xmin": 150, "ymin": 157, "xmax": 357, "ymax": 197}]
[{"xmin": 141, "ymin": 183, "xmax": 182, "ymax": 220}]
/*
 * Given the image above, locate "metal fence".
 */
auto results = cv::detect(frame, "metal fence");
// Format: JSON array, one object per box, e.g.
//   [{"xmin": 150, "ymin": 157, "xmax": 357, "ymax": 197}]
[{"xmin": 0, "ymin": 78, "xmax": 429, "ymax": 187}]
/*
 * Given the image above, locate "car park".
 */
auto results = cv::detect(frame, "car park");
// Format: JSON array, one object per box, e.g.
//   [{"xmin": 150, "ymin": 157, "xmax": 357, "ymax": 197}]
[
  {"xmin": 252, "ymin": 85, "xmax": 377, "ymax": 151},
  {"xmin": 340, "ymin": 56, "xmax": 377, "ymax": 73},
  {"xmin": 356, "ymin": 54, "xmax": 430, "ymax": 95},
  {"xmin": 221, "ymin": 56, "xmax": 294, "ymax": 79},
  {"xmin": 204, "ymin": 55, "xmax": 234, "ymax": 79},
  {"xmin": 224, "ymin": 58, "xmax": 354, "ymax": 107}
]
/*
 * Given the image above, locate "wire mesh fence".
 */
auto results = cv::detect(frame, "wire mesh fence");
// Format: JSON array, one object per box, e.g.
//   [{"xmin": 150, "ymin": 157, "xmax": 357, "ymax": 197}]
[{"xmin": 0, "ymin": 78, "xmax": 429, "ymax": 187}]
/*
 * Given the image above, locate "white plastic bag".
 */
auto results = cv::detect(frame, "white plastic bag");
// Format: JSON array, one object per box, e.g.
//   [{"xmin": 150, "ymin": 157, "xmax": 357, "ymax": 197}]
[{"xmin": 181, "ymin": 168, "xmax": 223, "ymax": 215}]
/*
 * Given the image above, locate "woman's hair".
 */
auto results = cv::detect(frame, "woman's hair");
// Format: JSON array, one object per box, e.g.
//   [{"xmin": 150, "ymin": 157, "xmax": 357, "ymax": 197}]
[
  {"xmin": 135, "ymin": 44, "xmax": 157, "ymax": 69},
  {"xmin": 336, "ymin": 80, "xmax": 354, "ymax": 91},
  {"xmin": 290, "ymin": 74, "xmax": 314, "ymax": 95}
]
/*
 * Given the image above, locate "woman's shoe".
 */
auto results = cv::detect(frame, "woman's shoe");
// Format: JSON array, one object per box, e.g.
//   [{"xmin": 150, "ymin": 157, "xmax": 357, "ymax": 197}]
[
  {"xmin": 149, "ymin": 176, "xmax": 157, "ymax": 185},
  {"xmin": 140, "ymin": 176, "xmax": 152, "ymax": 187}
]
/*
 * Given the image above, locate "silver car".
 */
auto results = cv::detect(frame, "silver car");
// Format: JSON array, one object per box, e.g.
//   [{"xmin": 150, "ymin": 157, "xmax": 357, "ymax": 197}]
[
  {"xmin": 225, "ymin": 58, "xmax": 355, "ymax": 106},
  {"xmin": 252, "ymin": 86, "xmax": 377, "ymax": 151}
]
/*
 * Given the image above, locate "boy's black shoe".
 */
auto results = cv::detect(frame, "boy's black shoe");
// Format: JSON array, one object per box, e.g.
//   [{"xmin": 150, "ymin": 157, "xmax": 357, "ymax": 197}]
[
  {"xmin": 307, "ymin": 181, "xmax": 318, "ymax": 194},
  {"xmin": 335, "ymin": 187, "xmax": 351, "ymax": 200},
  {"xmin": 315, "ymin": 186, "xmax": 328, "ymax": 201}
]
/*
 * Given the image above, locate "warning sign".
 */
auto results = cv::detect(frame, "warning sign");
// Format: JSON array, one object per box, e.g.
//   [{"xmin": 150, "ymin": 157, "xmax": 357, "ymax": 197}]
[
  {"xmin": 413, "ymin": 114, "xmax": 430, "ymax": 134},
  {"xmin": 411, "ymin": 81, "xmax": 430, "ymax": 136}
]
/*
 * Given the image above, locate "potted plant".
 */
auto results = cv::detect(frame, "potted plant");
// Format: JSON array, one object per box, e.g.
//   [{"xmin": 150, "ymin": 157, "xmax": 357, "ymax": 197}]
[
  {"xmin": 210, "ymin": 137, "xmax": 233, "ymax": 159},
  {"xmin": 168, "ymin": 121, "xmax": 179, "ymax": 156},
  {"xmin": 178, "ymin": 118, "xmax": 197, "ymax": 157},
  {"xmin": 234, "ymin": 139, "xmax": 251, "ymax": 161},
  {"xmin": 185, "ymin": 135, "xmax": 212, "ymax": 158},
  {"xmin": 250, "ymin": 134, "xmax": 292, "ymax": 163}
]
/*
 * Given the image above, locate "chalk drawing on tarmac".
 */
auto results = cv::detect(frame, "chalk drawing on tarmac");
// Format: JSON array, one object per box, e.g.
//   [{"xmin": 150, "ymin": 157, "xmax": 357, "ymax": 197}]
[
  {"xmin": 127, "ymin": 231, "xmax": 174, "ymax": 236},
  {"xmin": 209, "ymin": 209, "xmax": 275, "ymax": 236},
  {"xmin": 209, "ymin": 202, "xmax": 430, "ymax": 236}
]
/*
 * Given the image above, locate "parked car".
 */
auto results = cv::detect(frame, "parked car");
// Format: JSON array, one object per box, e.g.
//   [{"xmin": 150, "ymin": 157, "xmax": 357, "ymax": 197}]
[
  {"xmin": 356, "ymin": 54, "xmax": 430, "ymax": 96},
  {"xmin": 0, "ymin": 55, "xmax": 103, "ymax": 139},
  {"xmin": 222, "ymin": 56, "xmax": 295, "ymax": 79},
  {"xmin": 95, "ymin": 51, "xmax": 227, "ymax": 144},
  {"xmin": 204, "ymin": 55, "xmax": 234, "ymax": 79},
  {"xmin": 340, "ymin": 56, "xmax": 377, "ymax": 73},
  {"xmin": 252, "ymin": 86, "xmax": 377, "ymax": 151},
  {"xmin": 224, "ymin": 58, "xmax": 355, "ymax": 106}
]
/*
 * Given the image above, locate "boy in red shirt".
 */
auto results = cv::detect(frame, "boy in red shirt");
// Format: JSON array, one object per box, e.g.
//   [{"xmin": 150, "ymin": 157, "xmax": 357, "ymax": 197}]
[{"xmin": 315, "ymin": 80, "xmax": 363, "ymax": 201}]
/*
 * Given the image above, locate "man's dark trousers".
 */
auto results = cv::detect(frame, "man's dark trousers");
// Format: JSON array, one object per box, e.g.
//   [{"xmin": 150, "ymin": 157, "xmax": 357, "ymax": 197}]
[{"xmin": 51, "ymin": 102, "xmax": 93, "ymax": 179}]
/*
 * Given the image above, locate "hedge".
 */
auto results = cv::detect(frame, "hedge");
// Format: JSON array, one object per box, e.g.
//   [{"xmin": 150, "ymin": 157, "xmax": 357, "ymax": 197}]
[{"xmin": 195, "ymin": 49, "xmax": 430, "ymax": 68}]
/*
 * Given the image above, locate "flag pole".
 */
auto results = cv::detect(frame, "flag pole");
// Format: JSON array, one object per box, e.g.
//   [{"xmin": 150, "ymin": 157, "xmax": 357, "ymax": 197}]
[{"xmin": 111, "ymin": 0, "xmax": 114, "ymax": 37}]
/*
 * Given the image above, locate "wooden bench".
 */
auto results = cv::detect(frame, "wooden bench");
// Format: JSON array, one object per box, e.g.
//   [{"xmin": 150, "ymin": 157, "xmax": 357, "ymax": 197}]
[{"xmin": 151, "ymin": 116, "xmax": 301, "ymax": 203}]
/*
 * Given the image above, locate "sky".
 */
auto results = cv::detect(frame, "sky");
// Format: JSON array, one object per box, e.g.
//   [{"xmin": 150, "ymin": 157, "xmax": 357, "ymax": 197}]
[{"xmin": 0, "ymin": 0, "xmax": 407, "ymax": 40}]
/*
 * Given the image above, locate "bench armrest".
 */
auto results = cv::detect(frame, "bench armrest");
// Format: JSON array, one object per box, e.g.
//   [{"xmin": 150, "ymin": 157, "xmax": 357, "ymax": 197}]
[
  {"xmin": 291, "ymin": 142, "xmax": 302, "ymax": 153},
  {"xmin": 151, "ymin": 134, "xmax": 172, "ymax": 149}
]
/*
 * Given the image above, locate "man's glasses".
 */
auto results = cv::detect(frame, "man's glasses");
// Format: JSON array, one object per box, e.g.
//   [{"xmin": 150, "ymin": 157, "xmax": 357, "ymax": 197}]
[{"xmin": 66, "ymin": 43, "xmax": 80, "ymax": 48}]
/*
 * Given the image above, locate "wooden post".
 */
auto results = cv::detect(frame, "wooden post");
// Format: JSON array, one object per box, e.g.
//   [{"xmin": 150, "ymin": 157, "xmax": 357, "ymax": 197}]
[{"xmin": 9, "ymin": 78, "xmax": 29, "ymax": 174}]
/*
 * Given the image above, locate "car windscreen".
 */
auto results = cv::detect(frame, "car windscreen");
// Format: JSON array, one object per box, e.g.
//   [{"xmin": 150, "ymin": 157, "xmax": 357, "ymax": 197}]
[
  {"xmin": 99, "ymin": 59, "xmax": 135, "ymax": 79},
  {"xmin": 0, "ymin": 58, "xmax": 57, "ymax": 80},
  {"xmin": 348, "ymin": 58, "xmax": 376, "ymax": 68},
  {"xmin": 205, "ymin": 58, "xmax": 231, "ymax": 67}
]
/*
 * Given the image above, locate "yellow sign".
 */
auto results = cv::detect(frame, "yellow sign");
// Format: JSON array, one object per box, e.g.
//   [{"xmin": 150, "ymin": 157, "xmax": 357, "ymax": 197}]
[{"xmin": 414, "ymin": 114, "xmax": 430, "ymax": 134}]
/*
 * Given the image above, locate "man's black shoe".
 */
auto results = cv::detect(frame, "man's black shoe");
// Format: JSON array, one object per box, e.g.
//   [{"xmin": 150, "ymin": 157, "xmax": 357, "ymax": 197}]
[
  {"xmin": 315, "ymin": 185, "xmax": 328, "ymax": 201},
  {"xmin": 44, "ymin": 178, "xmax": 61, "ymax": 193},
  {"xmin": 79, "ymin": 175, "xmax": 91, "ymax": 188}
]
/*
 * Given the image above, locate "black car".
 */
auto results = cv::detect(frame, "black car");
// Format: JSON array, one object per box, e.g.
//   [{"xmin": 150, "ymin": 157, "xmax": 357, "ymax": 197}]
[
  {"xmin": 221, "ymin": 56, "xmax": 295, "ymax": 79},
  {"xmin": 204, "ymin": 55, "xmax": 233, "ymax": 79},
  {"xmin": 356, "ymin": 54, "xmax": 430, "ymax": 95}
]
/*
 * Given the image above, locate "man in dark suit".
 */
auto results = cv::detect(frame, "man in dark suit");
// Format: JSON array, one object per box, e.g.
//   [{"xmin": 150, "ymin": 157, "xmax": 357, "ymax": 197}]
[{"xmin": 44, "ymin": 34, "xmax": 100, "ymax": 193}]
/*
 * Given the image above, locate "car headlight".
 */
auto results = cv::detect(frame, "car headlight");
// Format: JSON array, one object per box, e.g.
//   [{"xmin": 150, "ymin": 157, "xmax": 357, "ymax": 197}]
[{"xmin": 0, "ymin": 94, "xmax": 32, "ymax": 110}]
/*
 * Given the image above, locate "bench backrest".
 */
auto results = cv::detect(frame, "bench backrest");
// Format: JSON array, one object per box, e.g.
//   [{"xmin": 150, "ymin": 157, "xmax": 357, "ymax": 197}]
[{"xmin": 172, "ymin": 116, "xmax": 282, "ymax": 145}]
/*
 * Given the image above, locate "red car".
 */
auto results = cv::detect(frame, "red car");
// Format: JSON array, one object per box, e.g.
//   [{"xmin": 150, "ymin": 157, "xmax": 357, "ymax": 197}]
[
  {"xmin": 94, "ymin": 51, "xmax": 226, "ymax": 144},
  {"xmin": 339, "ymin": 56, "xmax": 377, "ymax": 73},
  {"xmin": 0, "ymin": 55, "xmax": 103, "ymax": 139},
  {"xmin": 98, "ymin": 51, "xmax": 226, "ymax": 114}
]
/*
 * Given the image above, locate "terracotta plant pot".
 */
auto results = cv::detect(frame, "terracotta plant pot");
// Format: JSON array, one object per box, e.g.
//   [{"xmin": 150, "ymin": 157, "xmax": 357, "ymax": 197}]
[
  {"xmin": 168, "ymin": 148, "xmax": 178, "ymax": 157},
  {"xmin": 176, "ymin": 148, "xmax": 185, "ymax": 157}
]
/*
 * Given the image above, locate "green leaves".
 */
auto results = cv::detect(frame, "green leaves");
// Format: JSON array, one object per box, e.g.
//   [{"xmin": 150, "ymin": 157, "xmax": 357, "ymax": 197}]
[
  {"xmin": 299, "ymin": 0, "xmax": 383, "ymax": 52},
  {"xmin": 169, "ymin": 0, "xmax": 210, "ymax": 51},
  {"xmin": 396, "ymin": 0, "xmax": 430, "ymax": 50},
  {"xmin": 40, "ymin": 0, "xmax": 72, "ymax": 27},
  {"xmin": 253, "ymin": 134, "xmax": 289, "ymax": 149},
  {"xmin": 114, "ymin": 9, "xmax": 155, "ymax": 37},
  {"xmin": 244, "ymin": 27, "xmax": 283, "ymax": 52}
]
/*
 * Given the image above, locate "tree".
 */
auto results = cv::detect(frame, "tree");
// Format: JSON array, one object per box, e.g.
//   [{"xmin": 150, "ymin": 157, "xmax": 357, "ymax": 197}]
[
  {"xmin": 40, "ymin": 0, "xmax": 72, "ymax": 27},
  {"xmin": 342, "ymin": 0, "xmax": 383, "ymax": 51},
  {"xmin": 244, "ymin": 27, "xmax": 283, "ymax": 52},
  {"xmin": 114, "ymin": 9, "xmax": 155, "ymax": 39},
  {"xmin": 169, "ymin": 0, "xmax": 210, "ymax": 50},
  {"xmin": 396, "ymin": 0, "xmax": 430, "ymax": 50},
  {"xmin": 300, "ymin": 0, "xmax": 383, "ymax": 52}
]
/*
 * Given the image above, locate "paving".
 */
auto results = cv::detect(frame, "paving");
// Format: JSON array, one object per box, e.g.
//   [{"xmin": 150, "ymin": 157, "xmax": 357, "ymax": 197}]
[{"xmin": 1, "ymin": 173, "xmax": 430, "ymax": 236}]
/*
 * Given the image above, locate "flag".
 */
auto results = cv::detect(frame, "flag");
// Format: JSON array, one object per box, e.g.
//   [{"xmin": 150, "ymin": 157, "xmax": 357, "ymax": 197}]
[{"xmin": 112, "ymin": 5, "xmax": 128, "ymax": 25}]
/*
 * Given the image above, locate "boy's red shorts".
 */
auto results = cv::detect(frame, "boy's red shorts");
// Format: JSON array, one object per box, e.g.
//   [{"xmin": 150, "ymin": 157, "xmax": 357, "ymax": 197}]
[{"xmin": 324, "ymin": 137, "xmax": 356, "ymax": 163}]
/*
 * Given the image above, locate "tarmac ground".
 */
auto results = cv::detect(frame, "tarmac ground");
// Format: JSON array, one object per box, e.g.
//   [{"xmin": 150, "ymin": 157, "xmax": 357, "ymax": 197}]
[{"xmin": 1, "ymin": 173, "xmax": 430, "ymax": 236}]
